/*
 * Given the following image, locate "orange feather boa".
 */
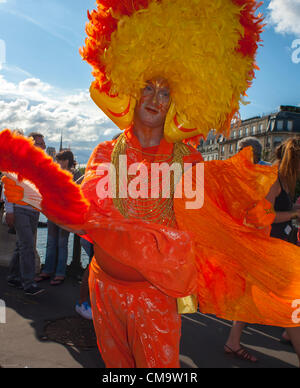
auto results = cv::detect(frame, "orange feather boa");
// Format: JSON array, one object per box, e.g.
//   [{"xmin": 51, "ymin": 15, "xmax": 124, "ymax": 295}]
[{"xmin": 0, "ymin": 130, "xmax": 90, "ymax": 226}]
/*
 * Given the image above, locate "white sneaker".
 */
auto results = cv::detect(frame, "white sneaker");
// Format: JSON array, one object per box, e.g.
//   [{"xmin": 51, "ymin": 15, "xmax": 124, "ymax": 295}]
[{"xmin": 75, "ymin": 301, "xmax": 93, "ymax": 320}]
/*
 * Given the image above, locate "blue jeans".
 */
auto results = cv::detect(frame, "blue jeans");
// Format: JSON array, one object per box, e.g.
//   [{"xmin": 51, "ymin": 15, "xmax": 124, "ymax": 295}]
[
  {"xmin": 80, "ymin": 237, "xmax": 94, "ymax": 261},
  {"xmin": 8, "ymin": 207, "xmax": 39, "ymax": 290},
  {"xmin": 43, "ymin": 220, "xmax": 70, "ymax": 277}
]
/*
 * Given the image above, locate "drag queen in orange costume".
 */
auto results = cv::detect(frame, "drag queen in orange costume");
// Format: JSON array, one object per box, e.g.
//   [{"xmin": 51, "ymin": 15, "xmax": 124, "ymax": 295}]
[{"xmin": 1, "ymin": 0, "xmax": 300, "ymax": 367}]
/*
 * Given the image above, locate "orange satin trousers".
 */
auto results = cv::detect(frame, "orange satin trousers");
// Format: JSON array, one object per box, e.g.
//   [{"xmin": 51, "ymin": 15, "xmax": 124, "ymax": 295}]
[{"xmin": 89, "ymin": 264, "xmax": 181, "ymax": 368}]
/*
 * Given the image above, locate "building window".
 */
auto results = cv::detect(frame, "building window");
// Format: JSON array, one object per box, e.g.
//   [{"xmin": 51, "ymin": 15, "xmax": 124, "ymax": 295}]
[
  {"xmin": 232, "ymin": 130, "xmax": 236, "ymax": 139},
  {"xmin": 274, "ymin": 137, "xmax": 283, "ymax": 148},
  {"xmin": 239, "ymin": 129, "xmax": 243, "ymax": 137},
  {"xmin": 245, "ymin": 127, "xmax": 249, "ymax": 136},
  {"xmin": 229, "ymin": 144, "xmax": 233, "ymax": 153},
  {"xmin": 259, "ymin": 124, "xmax": 264, "ymax": 133},
  {"xmin": 221, "ymin": 146, "xmax": 225, "ymax": 155},
  {"xmin": 287, "ymin": 120, "xmax": 293, "ymax": 131},
  {"xmin": 277, "ymin": 120, "xmax": 283, "ymax": 131}
]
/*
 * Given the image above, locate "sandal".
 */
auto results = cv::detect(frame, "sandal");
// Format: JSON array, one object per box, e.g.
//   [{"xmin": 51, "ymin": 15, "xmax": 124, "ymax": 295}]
[
  {"xmin": 35, "ymin": 274, "xmax": 51, "ymax": 283},
  {"xmin": 224, "ymin": 345, "xmax": 258, "ymax": 363},
  {"xmin": 50, "ymin": 277, "xmax": 65, "ymax": 286}
]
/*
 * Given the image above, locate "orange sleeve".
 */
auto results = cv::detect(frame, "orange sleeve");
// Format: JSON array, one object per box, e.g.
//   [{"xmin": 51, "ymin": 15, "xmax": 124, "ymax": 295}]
[{"xmin": 86, "ymin": 214, "xmax": 197, "ymax": 298}]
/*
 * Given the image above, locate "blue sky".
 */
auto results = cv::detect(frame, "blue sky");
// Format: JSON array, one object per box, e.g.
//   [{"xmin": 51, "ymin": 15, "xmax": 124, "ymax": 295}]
[
  {"xmin": 241, "ymin": 1, "xmax": 300, "ymax": 118},
  {"xmin": 0, "ymin": 0, "xmax": 299, "ymax": 163},
  {"xmin": 0, "ymin": 0, "xmax": 95, "ymax": 88}
]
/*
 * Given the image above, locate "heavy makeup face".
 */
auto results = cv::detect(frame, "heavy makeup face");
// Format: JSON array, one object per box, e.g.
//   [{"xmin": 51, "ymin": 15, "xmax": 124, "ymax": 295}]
[{"xmin": 134, "ymin": 77, "xmax": 171, "ymax": 129}]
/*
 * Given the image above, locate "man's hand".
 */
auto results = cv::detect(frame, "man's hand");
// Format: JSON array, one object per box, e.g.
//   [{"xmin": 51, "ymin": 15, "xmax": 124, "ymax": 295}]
[{"xmin": 5, "ymin": 212, "xmax": 15, "ymax": 228}]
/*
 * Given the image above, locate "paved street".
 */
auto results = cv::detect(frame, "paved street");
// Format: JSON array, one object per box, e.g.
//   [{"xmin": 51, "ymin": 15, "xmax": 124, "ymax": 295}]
[{"xmin": 0, "ymin": 265, "xmax": 298, "ymax": 369}]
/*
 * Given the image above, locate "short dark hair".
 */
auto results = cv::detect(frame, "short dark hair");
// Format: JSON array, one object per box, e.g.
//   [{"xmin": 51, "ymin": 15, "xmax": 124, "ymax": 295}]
[
  {"xmin": 238, "ymin": 136, "xmax": 262, "ymax": 160},
  {"xmin": 28, "ymin": 132, "xmax": 44, "ymax": 141},
  {"xmin": 56, "ymin": 150, "xmax": 76, "ymax": 169},
  {"xmin": 112, "ymin": 133, "xmax": 121, "ymax": 141}
]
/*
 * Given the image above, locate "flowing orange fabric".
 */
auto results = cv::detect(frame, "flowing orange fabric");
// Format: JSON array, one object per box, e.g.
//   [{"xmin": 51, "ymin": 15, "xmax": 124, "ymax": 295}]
[
  {"xmin": 174, "ymin": 148, "xmax": 300, "ymax": 327},
  {"xmin": 89, "ymin": 266, "xmax": 181, "ymax": 368},
  {"xmin": 85, "ymin": 215, "xmax": 197, "ymax": 298}
]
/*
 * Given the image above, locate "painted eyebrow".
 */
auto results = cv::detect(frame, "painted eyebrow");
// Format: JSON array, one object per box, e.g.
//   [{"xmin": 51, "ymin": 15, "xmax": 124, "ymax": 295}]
[{"xmin": 144, "ymin": 82, "xmax": 170, "ymax": 93}]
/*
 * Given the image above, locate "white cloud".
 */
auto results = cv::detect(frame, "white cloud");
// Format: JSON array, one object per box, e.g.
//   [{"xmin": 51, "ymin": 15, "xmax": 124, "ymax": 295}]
[
  {"xmin": 0, "ymin": 75, "xmax": 51, "ymax": 101},
  {"xmin": 19, "ymin": 78, "xmax": 52, "ymax": 92},
  {"xmin": 268, "ymin": 0, "xmax": 300, "ymax": 37},
  {"xmin": 0, "ymin": 75, "xmax": 119, "ymax": 163}
]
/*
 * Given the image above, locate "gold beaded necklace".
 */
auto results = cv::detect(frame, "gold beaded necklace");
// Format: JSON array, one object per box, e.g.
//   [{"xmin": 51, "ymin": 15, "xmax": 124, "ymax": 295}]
[{"xmin": 111, "ymin": 133, "xmax": 191, "ymax": 226}]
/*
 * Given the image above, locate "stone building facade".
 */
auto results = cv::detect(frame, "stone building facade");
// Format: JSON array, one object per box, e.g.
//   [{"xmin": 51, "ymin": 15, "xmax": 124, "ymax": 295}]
[{"xmin": 199, "ymin": 106, "xmax": 300, "ymax": 162}]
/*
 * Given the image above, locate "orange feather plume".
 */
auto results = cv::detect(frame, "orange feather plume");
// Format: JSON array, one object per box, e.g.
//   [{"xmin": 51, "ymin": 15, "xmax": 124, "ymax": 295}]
[{"xmin": 0, "ymin": 130, "xmax": 90, "ymax": 226}]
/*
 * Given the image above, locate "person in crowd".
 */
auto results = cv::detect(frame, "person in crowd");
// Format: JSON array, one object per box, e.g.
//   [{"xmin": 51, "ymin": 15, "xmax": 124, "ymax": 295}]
[
  {"xmin": 75, "ymin": 237, "xmax": 94, "ymax": 320},
  {"xmin": 24, "ymin": 132, "xmax": 43, "ymax": 274},
  {"xmin": 35, "ymin": 150, "xmax": 78, "ymax": 286},
  {"xmin": 73, "ymin": 168, "xmax": 94, "ymax": 319},
  {"xmin": 224, "ymin": 136, "xmax": 300, "ymax": 361},
  {"xmin": 238, "ymin": 137, "xmax": 271, "ymax": 166},
  {"xmin": 268, "ymin": 138, "xmax": 300, "ymax": 344},
  {"xmin": 269, "ymin": 138, "xmax": 300, "ymax": 243},
  {"xmin": 5, "ymin": 132, "xmax": 46, "ymax": 296}
]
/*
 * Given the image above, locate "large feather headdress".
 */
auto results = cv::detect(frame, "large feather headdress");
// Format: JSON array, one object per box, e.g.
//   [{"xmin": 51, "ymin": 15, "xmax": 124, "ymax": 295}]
[{"xmin": 80, "ymin": 0, "xmax": 263, "ymax": 142}]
